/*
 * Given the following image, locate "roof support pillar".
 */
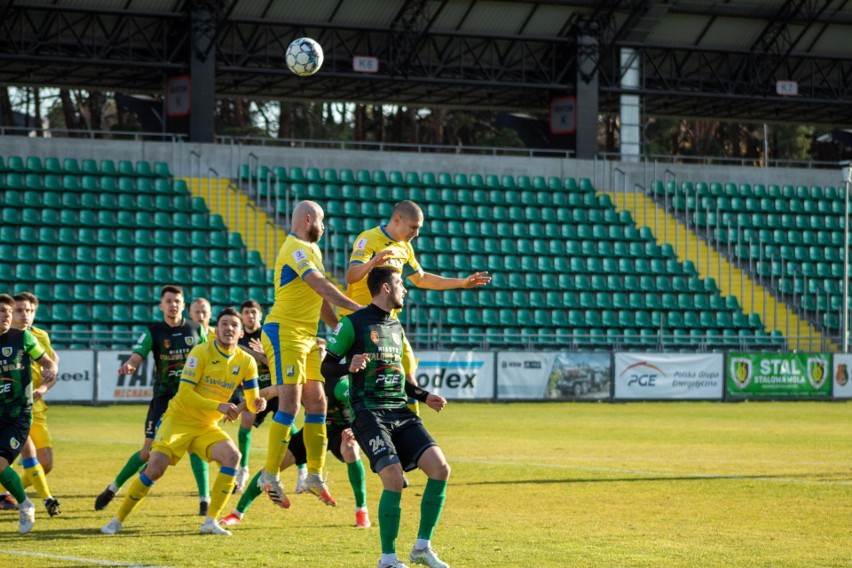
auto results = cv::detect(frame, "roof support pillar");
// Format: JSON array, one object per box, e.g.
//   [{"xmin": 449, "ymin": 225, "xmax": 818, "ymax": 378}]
[
  {"xmin": 189, "ymin": 3, "xmax": 217, "ymax": 143},
  {"xmin": 576, "ymin": 35, "xmax": 599, "ymax": 160}
]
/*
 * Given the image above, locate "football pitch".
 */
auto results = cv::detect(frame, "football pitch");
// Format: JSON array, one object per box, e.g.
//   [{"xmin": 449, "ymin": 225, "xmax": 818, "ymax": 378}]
[{"xmin": 0, "ymin": 401, "xmax": 849, "ymax": 567}]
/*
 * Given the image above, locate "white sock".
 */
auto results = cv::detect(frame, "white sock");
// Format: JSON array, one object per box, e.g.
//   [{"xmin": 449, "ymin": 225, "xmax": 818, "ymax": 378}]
[
  {"xmin": 380, "ymin": 553, "xmax": 398, "ymax": 564},
  {"xmin": 108, "ymin": 483, "xmax": 119, "ymax": 493},
  {"xmin": 232, "ymin": 510, "xmax": 243, "ymax": 518},
  {"xmin": 201, "ymin": 496, "xmax": 211, "ymax": 504},
  {"xmin": 356, "ymin": 506, "xmax": 367, "ymax": 512},
  {"xmin": 415, "ymin": 539, "xmax": 430, "ymax": 550}
]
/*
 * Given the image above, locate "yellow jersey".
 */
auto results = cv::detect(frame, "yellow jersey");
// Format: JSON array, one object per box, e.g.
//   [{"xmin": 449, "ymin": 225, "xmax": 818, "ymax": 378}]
[
  {"xmin": 172, "ymin": 340, "xmax": 259, "ymax": 426},
  {"xmin": 345, "ymin": 225, "xmax": 423, "ymax": 315},
  {"xmin": 29, "ymin": 326, "xmax": 54, "ymax": 415},
  {"xmin": 266, "ymin": 233, "xmax": 326, "ymax": 334}
]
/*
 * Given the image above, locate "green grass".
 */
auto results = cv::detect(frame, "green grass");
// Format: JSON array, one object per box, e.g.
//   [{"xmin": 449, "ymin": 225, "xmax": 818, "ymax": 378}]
[{"xmin": 1, "ymin": 402, "xmax": 849, "ymax": 567}]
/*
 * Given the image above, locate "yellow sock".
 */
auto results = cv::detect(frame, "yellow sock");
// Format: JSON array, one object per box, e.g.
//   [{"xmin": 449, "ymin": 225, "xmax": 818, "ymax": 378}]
[
  {"xmin": 22, "ymin": 458, "xmax": 50, "ymax": 500},
  {"xmin": 116, "ymin": 473, "xmax": 154, "ymax": 522},
  {"xmin": 265, "ymin": 411, "xmax": 295, "ymax": 474},
  {"xmin": 303, "ymin": 415, "xmax": 327, "ymax": 476},
  {"xmin": 208, "ymin": 467, "xmax": 237, "ymax": 519}
]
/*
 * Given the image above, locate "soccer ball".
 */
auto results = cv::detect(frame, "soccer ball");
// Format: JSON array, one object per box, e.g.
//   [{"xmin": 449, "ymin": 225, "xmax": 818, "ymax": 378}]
[{"xmin": 286, "ymin": 37, "xmax": 323, "ymax": 77}]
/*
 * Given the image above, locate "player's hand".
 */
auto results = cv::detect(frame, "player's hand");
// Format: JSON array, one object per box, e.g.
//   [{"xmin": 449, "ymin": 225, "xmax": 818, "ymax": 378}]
[
  {"xmin": 217, "ymin": 402, "xmax": 240, "ymax": 421},
  {"xmin": 462, "ymin": 271, "xmax": 491, "ymax": 288},
  {"xmin": 118, "ymin": 363, "xmax": 137, "ymax": 375},
  {"xmin": 248, "ymin": 337, "xmax": 264, "ymax": 354},
  {"xmin": 253, "ymin": 397, "xmax": 267, "ymax": 413},
  {"xmin": 341, "ymin": 428, "xmax": 355, "ymax": 442},
  {"xmin": 369, "ymin": 249, "xmax": 395, "ymax": 268},
  {"xmin": 32, "ymin": 389, "xmax": 43, "ymax": 402},
  {"xmin": 348, "ymin": 353, "xmax": 369, "ymax": 373},
  {"xmin": 41, "ymin": 368, "xmax": 57, "ymax": 381},
  {"xmin": 425, "ymin": 393, "xmax": 447, "ymax": 412}
]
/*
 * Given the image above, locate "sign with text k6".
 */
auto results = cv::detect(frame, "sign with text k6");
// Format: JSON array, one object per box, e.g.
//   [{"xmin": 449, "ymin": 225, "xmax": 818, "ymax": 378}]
[{"xmin": 726, "ymin": 353, "xmax": 830, "ymax": 399}]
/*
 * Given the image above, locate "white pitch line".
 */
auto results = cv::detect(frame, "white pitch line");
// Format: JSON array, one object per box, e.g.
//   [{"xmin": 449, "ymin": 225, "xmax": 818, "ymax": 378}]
[
  {"xmin": 455, "ymin": 458, "xmax": 852, "ymax": 486},
  {"xmin": 2, "ymin": 550, "xmax": 169, "ymax": 567}
]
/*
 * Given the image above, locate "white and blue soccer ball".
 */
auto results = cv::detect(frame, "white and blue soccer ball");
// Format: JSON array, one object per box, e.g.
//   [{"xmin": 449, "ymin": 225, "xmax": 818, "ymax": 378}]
[{"xmin": 286, "ymin": 37, "xmax": 324, "ymax": 77}]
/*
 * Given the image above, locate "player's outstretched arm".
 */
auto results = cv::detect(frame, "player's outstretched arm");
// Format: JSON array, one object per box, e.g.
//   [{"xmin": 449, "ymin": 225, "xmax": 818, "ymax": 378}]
[
  {"xmin": 304, "ymin": 270, "xmax": 363, "ymax": 312},
  {"xmin": 408, "ymin": 270, "xmax": 491, "ymax": 290},
  {"xmin": 118, "ymin": 353, "xmax": 145, "ymax": 375},
  {"xmin": 320, "ymin": 300, "xmax": 338, "ymax": 328}
]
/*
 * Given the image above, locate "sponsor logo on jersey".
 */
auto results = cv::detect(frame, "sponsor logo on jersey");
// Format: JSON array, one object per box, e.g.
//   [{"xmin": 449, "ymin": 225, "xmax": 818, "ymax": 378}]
[
  {"xmin": 186, "ymin": 356, "xmax": 198, "ymax": 369},
  {"xmin": 355, "ymin": 238, "xmax": 367, "ymax": 251},
  {"xmin": 163, "ymin": 339, "xmax": 171, "ymax": 349},
  {"xmin": 370, "ymin": 331, "xmax": 380, "ymax": 345},
  {"xmin": 292, "ymin": 249, "xmax": 308, "ymax": 263},
  {"xmin": 1, "ymin": 347, "xmax": 11, "ymax": 358},
  {"xmin": 186, "ymin": 337, "xmax": 194, "ymax": 346},
  {"xmin": 136, "ymin": 333, "xmax": 146, "ymax": 344},
  {"xmin": 232, "ymin": 365, "xmax": 240, "ymax": 376},
  {"xmin": 391, "ymin": 333, "xmax": 401, "ymax": 345}
]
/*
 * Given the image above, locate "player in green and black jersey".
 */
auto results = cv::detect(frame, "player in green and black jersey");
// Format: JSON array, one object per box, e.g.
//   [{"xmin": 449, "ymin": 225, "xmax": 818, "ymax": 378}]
[
  {"xmin": 221, "ymin": 371, "xmax": 373, "ymax": 528},
  {"xmin": 94, "ymin": 285, "xmax": 211, "ymax": 514},
  {"xmin": 0, "ymin": 293, "xmax": 58, "ymax": 534},
  {"xmin": 322, "ymin": 267, "xmax": 452, "ymax": 568}
]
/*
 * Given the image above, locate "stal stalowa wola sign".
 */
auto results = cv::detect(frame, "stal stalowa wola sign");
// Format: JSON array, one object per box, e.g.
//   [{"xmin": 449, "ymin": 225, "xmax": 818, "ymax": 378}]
[{"xmin": 727, "ymin": 353, "xmax": 830, "ymax": 399}]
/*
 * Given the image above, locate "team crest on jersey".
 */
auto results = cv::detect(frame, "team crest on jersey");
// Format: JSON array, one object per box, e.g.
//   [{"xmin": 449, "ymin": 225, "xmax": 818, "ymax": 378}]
[
  {"xmin": 186, "ymin": 356, "xmax": 198, "ymax": 369},
  {"xmin": 355, "ymin": 238, "xmax": 367, "ymax": 251},
  {"xmin": 1, "ymin": 347, "xmax": 12, "ymax": 358},
  {"xmin": 9, "ymin": 437, "xmax": 19, "ymax": 450},
  {"xmin": 163, "ymin": 339, "xmax": 171, "ymax": 349},
  {"xmin": 292, "ymin": 249, "xmax": 308, "ymax": 263},
  {"xmin": 391, "ymin": 333, "xmax": 401, "ymax": 346},
  {"xmin": 286, "ymin": 365, "xmax": 295, "ymax": 377},
  {"xmin": 232, "ymin": 365, "xmax": 240, "ymax": 375},
  {"xmin": 186, "ymin": 337, "xmax": 194, "ymax": 346},
  {"xmin": 370, "ymin": 331, "xmax": 380, "ymax": 345}
]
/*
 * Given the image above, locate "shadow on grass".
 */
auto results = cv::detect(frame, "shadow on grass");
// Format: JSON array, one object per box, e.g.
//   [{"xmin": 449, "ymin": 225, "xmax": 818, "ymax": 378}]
[{"xmin": 455, "ymin": 472, "xmax": 841, "ymax": 485}]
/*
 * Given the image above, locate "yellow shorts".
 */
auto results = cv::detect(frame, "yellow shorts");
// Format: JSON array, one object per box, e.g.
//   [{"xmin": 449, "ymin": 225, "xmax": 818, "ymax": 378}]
[
  {"xmin": 151, "ymin": 412, "xmax": 229, "ymax": 466},
  {"xmin": 29, "ymin": 412, "xmax": 52, "ymax": 449},
  {"xmin": 261, "ymin": 324, "xmax": 322, "ymax": 385},
  {"xmin": 402, "ymin": 335, "xmax": 417, "ymax": 377}
]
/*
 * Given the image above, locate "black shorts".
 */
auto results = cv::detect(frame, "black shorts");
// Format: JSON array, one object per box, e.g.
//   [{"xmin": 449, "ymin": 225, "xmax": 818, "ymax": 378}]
[
  {"xmin": 0, "ymin": 414, "xmax": 32, "ymax": 464},
  {"xmin": 288, "ymin": 423, "xmax": 347, "ymax": 466},
  {"xmin": 352, "ymin": 407, "xmax": 436, "ymax": 473},
  {"xmin": 145, "ymin": 395, "xmax": 171, "ymax": 439}
]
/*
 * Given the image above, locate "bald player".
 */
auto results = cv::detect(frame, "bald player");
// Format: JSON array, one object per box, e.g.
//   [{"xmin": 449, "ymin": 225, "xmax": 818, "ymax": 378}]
[{"xmin": 257, "ymin": 201, "xmax": 363, "ymax": 509}]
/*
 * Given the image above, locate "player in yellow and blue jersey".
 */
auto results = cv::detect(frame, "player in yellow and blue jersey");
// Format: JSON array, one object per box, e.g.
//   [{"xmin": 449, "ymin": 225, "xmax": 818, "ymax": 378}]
[
  {"xmin": 345, "ymin": 200, "xmax": 490, "ymax": 413},
  {"xmin": 257, "ymin": 200, "xmax": 362, "ymax": 509},
  {"xmin": 101, "ymin": 307, "xmax": 265, "ymax": 536}
]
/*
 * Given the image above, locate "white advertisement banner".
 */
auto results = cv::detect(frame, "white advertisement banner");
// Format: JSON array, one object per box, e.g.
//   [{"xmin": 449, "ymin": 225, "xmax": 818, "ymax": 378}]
[
  {"xmin": 831, "ymin": 354, "xmax": 852, "ymax": 399},
  {"xmin": 614, "ymin": 352, "xmax": 724, "ymax": 400},
  {"xmin": 413, "ymin": 351, "xmax": 494, "ymax": 399},
  {"xmin": 497, "ymin": 352, "xmax": 611, "ymax": 400},
  {"xmin": 45, "ymin": 350, "xmax": 95, "ymax": 402},
  {"xmin": 97, "ymin": 351, "xmax": 155, "ymax": 403}
]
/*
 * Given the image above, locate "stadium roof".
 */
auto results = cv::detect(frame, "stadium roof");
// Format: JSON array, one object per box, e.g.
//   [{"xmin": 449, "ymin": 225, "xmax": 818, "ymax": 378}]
[{"xmin": 2, "ymin": 0, "xmax": 852, "ymax": 124}]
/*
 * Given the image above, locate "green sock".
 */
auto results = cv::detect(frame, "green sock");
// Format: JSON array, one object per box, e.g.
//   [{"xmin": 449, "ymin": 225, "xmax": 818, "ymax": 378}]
[
  {"xmin": 418, "ymin": 478, "xmax": 448, "ymax": 541},
  {"xmin": 236, "ymin": 470, "xmax": 263, "ymax": 514},
  {"xmin": 379, "ymin": 489, "xmax": 402, "ymax": 555},
  {"xmin": 238, "ymin": 427, "xmax": 252, "ymax": 468},
  {"xmin": 114, "ymin": 451, "xmax": 146, "ymax": 489},
  {"xmin": 347, "ymin": 459, "xmax": 367, "ymax": 508},
  {"xmin": 0, "ymin": 466, "xmax": 27, "ymax": 503},
  {"xmin": 190, "ymin": 453, "xmax": 210, "ymax": 498}
]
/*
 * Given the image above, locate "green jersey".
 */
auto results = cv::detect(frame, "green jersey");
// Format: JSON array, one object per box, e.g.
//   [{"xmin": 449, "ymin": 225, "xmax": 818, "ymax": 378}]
[
  {"xmin": 326, "ymin": 304, "xmax": 409, "ymax": 412},
  {"xmin": 132, "ymin": 319, "xmax": 207, "ymax": 398},
  {"xmin": 0, "ymin": 329, "xmax": 45, "ymax": 420},
  {"xmin": 325, "ymin": 375, "xmax": 352, "ymax": 426}
]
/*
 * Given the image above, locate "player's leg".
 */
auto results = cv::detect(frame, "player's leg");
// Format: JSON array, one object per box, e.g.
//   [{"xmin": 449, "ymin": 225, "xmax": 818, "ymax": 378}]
[
  {"xmin": 0, "ymin": 417, "xmax": 36, "ymax": 534},
  {"xmin": 402, "ymin": 425, "xmax": 450, "ymax": 568},
  {"xmin": 189, "ymin": 452, "xmax": 210, "ymax": 515},
  {"xmin": 221, "ymin": 435, "xmax": 299, "ymax": 526},
  {"xmin": 19, "ymin": 437, "xmax": 60, "ymax": 516},
  {"xmin": 259, "ymin": 324, "xmax": 302, "ymax": 485},
  {"xmin": 102, "ymin": 450, "xmax": 171, "ymax": 534},
  {"xmin": 199, "ymin": 435, "xmax": 240, "ymax": 535},
  {"xmin": 339, "ymin": 427, "xmax": 370, "ymax": 528},
  {"xmin": 29, "ymin": 413, "xmax": 53, "ymax": 473},
  {"xmin": 235, "ymin": 410, "xmax": 255, "ymax": 492},
  {"xmin": 302, "ymin": 341, "xmax": 336, "ymax": 504}
]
